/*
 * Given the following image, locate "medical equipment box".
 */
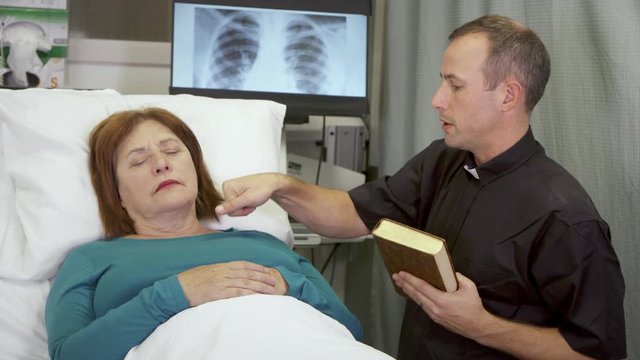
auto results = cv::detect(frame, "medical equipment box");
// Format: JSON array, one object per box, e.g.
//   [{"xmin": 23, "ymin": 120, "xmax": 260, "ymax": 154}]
[{"xmin": 0, "ymin": 5, "xmax": 68, "ymax": 88}]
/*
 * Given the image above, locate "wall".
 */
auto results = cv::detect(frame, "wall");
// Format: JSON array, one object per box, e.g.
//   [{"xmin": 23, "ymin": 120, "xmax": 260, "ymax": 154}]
[{"xmin": 65, "ymin": 38, "xmax": 170, "ymax": 94}]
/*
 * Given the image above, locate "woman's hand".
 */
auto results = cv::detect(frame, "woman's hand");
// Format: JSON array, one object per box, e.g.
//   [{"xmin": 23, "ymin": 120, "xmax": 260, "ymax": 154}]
[
  {"xmin": 177, "ymin": 261, "xmax": 288, "ymax": 307},
  {"xmin": 267, "ymin": 267, "xmax": 289, "ymax": 296}
]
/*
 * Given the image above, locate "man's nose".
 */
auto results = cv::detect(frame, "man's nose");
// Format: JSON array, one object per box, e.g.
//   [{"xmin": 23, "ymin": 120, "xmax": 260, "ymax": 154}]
[{"xmin": 431, "ymin": 85, "xmax": 447, "ymax": 111}]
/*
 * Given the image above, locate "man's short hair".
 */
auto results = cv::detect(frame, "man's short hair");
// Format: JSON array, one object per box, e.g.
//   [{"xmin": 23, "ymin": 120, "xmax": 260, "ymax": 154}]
[{"xmin": 450, "ymin": 15, "xmax": 551, "ymax": 113}]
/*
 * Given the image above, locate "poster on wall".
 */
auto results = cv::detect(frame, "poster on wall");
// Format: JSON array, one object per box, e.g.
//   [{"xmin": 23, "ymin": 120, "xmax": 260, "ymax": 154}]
[{"xmin": 0, "ymin": 1, "xmax": 68, "ymax": 88}]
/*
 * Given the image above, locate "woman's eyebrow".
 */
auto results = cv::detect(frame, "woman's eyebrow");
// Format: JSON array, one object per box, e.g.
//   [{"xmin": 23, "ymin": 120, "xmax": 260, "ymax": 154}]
[
  {"xmin": 125, "ymin": 138, "xmax": 180, "ymax": 158},
  {"xmin": 126, "ymin": 147, "xmax": 147, "ymax": 158},
  {"xmin": 158, "ymin": 138, "xmax": 180, "ymax": 146}
]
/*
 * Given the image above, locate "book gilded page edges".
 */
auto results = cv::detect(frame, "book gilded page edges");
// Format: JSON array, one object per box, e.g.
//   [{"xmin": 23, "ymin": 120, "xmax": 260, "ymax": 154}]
[{"xmin": 372, "ymin": 218, "xmax": 458, "ymax": 293}]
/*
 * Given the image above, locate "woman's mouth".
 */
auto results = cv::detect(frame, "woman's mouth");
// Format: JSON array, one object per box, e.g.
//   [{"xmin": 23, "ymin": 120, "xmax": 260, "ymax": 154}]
[{"xmin": 155, "ymin": 180, "xmax": 179, "ymax": 193}]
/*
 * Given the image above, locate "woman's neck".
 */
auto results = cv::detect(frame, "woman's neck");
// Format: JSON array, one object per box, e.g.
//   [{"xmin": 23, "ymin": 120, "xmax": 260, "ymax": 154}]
[{"xmin": 127, "ymin": 214, "xmax": 216, "ymax": 239}]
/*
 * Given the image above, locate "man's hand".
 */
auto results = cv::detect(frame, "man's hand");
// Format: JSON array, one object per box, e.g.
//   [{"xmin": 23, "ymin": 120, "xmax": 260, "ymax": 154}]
[
  {"xmin": 393, "ymin": 272, "xmax": 593, "ymax": 359},
  {"xmin": 215, "ymin": 173, "xmax": 282, "ymax": 217},
  {"xmin": 392, "ymin": 271, "xmax": 489, "ymax": 339}
]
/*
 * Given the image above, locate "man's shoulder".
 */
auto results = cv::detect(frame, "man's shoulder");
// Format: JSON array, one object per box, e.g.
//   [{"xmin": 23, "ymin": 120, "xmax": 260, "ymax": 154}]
[{"xmin": 524, "ymin": 154, "xmax": 604, "ymax": 223}]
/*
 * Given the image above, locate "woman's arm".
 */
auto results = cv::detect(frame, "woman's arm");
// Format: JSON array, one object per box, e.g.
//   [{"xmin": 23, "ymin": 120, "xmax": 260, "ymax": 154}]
[
  {"xmin": 273, "ymin": 258, "xmax": 362, "ymax": 340},
  {"xmin": 177, "ymin": 260, "xmax": 286, "ymax": 306},
  {"xmin": 46, "ymin": 252, "xmax": 285, "ymax": 360},
  {"xmin": 45, "ymin": 251, "xmax": 188, "ymax": 360}
]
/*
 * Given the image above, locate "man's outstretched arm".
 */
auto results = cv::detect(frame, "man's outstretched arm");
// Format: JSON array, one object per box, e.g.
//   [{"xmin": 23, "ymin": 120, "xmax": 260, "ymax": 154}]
[{"xmin": 216, "ymin": 173, "xmax": 369, "ymax": 238}]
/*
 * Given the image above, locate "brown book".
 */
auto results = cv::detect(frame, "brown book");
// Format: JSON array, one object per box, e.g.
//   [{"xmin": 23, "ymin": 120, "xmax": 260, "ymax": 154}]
[{"xmin": 372, "ymin": 218, "xmax": 458, "ymax": 294}]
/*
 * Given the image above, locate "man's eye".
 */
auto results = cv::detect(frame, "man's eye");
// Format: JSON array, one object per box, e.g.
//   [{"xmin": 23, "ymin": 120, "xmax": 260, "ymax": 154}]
[{"xmin": 451, "ymin": 84, "xmax": 463, "ymax": 92}]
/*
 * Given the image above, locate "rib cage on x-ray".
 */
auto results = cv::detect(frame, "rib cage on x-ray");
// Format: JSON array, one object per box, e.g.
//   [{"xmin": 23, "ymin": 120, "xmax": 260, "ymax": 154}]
[
  {"xmin": 209, "ymin": 10, "xmax": 261, "ymax": 90},
  {"xmin": 284, "ymin": 18, "xmax": 329, "ymax": 94},
  {"xmin": 194, "ymin": 8, "xmax": 346, "ymax": 95}
]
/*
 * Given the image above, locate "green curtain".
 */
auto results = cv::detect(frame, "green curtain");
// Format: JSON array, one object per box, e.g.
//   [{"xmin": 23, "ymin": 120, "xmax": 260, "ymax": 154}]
[{"xmin": 348, "ymin": 0, "xmax": 639, "ymax": 357}]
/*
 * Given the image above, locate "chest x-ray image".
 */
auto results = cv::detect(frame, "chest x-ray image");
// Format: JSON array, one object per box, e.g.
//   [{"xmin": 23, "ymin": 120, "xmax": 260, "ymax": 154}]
[{"xmin": 189, "ymin": 7, "xmax": 364, "ymax": 97}]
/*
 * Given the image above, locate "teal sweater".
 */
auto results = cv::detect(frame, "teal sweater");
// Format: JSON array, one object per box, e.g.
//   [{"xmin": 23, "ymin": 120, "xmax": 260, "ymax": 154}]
[{"xmin": 45, "ymin": 230, "xmax": 362, "ymax": 360}]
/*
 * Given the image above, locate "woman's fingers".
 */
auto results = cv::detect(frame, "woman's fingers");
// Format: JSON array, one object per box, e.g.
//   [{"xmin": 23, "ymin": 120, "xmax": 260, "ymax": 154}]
[{"xmin": 177, "ymin": 261, "xmax": 288, "ymax": 306}]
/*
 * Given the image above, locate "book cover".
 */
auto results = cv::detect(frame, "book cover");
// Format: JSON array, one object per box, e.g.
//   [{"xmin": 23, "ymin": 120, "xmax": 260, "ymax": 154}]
[{"xmin": 372, "ymin": 218, "xmax": 457, "ymax": 294}]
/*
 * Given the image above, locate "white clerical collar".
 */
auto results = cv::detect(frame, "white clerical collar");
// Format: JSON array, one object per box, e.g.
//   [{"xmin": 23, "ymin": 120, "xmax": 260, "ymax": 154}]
[{"xmin": 464, "ymin": 164, "xmax": 480, "ymax": 179}]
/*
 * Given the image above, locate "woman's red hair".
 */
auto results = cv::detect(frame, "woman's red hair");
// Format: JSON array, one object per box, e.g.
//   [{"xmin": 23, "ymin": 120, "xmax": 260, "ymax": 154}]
[{"xmin": 88, "ymin": 107, "xmax": 222, "ymax": 238}]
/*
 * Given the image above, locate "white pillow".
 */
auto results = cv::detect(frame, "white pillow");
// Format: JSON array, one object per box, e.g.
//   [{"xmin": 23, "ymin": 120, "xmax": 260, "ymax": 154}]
[
  {"xmin": 0, "ymin": 278, "xmax": 50, "ymax": 360},
  {"xmin": 0, "ymin": 88, "xmax": 292, "ymax": 281}
]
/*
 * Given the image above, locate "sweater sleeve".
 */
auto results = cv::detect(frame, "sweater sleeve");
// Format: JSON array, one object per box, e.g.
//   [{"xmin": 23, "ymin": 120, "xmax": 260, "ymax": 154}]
[
  {"xmin": 45, "ymin": 250, "xmax": 189, "ymax": 360},
  {"xmin": 274, "ymin": 259, "xmax": 363, "ymax": 340}
]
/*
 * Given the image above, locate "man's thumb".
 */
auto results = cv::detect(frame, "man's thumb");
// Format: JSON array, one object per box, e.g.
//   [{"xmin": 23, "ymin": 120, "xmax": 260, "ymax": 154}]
[
  {"xmin": 215, "ymin": 203, "xmax": 230, "ymax": 216},
  {"xmin": 215, "ymin": 200, "xmax": 256, "ymax": 217}
]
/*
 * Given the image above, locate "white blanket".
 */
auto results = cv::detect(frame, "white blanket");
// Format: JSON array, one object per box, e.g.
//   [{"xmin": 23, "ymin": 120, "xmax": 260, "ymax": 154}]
[{"xmin": 125, "ymin": 294, "xmax": 394, "ymax": 360}]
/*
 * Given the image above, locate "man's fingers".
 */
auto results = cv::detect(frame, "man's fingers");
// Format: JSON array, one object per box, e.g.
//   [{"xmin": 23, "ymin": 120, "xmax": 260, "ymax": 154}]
[
  {"xmin": 214, "ymin": 203, "xmax": 228, "ymax": 216},
  {"xmin": 215, "ymin": 200, "xmax": 256, "ymax": 217},
  {"xmin": 394, "ymin": 271, "xmax": 440, "ymax": 295},
  {"xmin": 393, "ymin": 271, "xmax": 441, "ymax": 309},
  {"xmin": 454, "ymin": 272, "xmax": 471, "ymax": 286},
  {"xmin": 229, "ymin": 207, "xmax": 256, "ymax": 217}
]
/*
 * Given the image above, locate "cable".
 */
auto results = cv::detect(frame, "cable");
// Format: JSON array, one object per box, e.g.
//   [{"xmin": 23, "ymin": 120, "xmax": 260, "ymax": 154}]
[
  {"xmin": 329, "ymin": 245, "xmax": 338, "ymax": 285},
  {"xmin": 315, "ymin": 114, "xmax": 327, "ymax": 185},
  {"xmin": 320, "ymin": 243, "xmax": 341, "ymax": 274}
]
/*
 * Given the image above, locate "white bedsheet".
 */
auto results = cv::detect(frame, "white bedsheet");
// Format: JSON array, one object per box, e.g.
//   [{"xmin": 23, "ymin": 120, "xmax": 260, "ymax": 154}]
[{"xmin": 125, "ymin": 294, "xmax": 395, "ymax": 360}]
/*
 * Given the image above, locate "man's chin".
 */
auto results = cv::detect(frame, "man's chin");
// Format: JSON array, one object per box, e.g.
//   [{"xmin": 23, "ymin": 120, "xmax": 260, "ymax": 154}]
[
  {"xmin": 443, "ymin": 136, "xmax": 467, "ymax": 151},
  {"xmin": 443, "ymin": 136, "xmax": 456, "ymax": 148}
]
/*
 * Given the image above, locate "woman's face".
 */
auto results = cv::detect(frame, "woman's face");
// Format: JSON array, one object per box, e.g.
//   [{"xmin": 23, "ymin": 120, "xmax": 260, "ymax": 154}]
[{"xmin": 114, "ymin": 120, "xmax": 198, "ymax": 222}]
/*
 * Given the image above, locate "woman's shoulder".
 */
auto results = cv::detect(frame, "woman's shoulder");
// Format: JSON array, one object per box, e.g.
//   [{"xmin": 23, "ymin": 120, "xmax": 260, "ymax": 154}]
[
  {"xmin": 72, "ymin": 238, "xmax": 114, "ymax": 251},
  {"xmin": 215, "ymin": 228, "xmax": 279, "ymax": 240},
  {"xmin": 64, "ymin": 238, "xmax": 124, "ymax": 262},
  {"xmin": 213, "ymin": 229, "xmax": 290, "ymax": 248}
]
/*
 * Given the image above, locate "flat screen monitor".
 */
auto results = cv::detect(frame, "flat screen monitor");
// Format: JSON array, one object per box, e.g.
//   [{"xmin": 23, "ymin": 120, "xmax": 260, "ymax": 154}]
[{"xmin": 170, "ymin": 0, "xmax": 371, "ymax": 121}]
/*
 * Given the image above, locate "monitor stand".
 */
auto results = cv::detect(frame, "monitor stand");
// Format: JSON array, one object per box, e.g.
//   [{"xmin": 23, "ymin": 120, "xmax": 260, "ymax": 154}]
[{"xmin": 284, "ymin": 115, "xmax": 310, "ymax": 124}]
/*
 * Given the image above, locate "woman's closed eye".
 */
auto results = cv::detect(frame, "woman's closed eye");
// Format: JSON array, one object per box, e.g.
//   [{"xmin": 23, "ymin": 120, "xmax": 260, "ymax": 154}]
[
  {"xmin": 131, "ymin": 157, "xmax": 148, "ymax": 167},
  {"xmin": 129, "ymin": 148, "xmax": 180, "ymax": 167}
]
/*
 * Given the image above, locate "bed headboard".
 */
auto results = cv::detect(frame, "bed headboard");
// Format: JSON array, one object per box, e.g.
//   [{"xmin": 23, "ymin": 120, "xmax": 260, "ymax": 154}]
[{"xmin": 0, "ymin": 88, "xmax": 292, "ymax": 281}]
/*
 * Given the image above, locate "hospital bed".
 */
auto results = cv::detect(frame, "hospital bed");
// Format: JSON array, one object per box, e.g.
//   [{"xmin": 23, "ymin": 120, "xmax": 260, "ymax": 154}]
[{"xmin": 0, "ymin": 89, "xmax": 393, "ymax": 360}]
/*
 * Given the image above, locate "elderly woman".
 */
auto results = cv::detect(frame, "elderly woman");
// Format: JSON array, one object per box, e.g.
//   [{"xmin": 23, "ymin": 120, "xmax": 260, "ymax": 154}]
[{"xmin": 45, "ymin": 108, "xmax": 361, "ymax": 360}]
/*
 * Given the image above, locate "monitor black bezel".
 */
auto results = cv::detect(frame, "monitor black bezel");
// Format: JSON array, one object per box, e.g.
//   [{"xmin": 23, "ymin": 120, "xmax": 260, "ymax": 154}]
[{"xmin": 170, "ymin": 0, "xmax": 372, "ymax": 120}]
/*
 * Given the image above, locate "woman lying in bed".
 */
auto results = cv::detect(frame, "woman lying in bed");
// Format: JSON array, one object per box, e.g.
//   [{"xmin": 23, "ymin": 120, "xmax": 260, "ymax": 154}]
[{"xmin": 44, "ymin": 108, "xmax": 362, "ymax": 360}]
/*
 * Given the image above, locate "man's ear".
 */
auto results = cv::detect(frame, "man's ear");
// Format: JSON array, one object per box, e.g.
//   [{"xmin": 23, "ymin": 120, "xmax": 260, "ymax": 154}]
[{"xmin": 501, "ymin": 79, "xmax": 523, "ymax": 111}]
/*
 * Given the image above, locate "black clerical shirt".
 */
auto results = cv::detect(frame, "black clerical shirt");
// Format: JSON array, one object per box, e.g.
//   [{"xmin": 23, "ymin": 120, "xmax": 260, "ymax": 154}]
[{"xmin": 349, "ymin": 129, "xmax": 626, "ymax": 359}]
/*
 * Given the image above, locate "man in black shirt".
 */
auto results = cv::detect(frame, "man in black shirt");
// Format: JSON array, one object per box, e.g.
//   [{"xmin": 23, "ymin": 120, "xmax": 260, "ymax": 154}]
[{"xmin": 216, "ymin": 15, "xmax": 626, "ymax": 359}]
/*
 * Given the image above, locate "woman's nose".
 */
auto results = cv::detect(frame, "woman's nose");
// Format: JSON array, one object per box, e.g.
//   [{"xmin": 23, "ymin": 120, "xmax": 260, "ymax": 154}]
[
  {"xmin": 153, "ymin": 155, "xmax": 171, "ymax": 174},
  {"xmin": 155, "ymin": 164, "xmax": 170, "ymax": 174}
]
